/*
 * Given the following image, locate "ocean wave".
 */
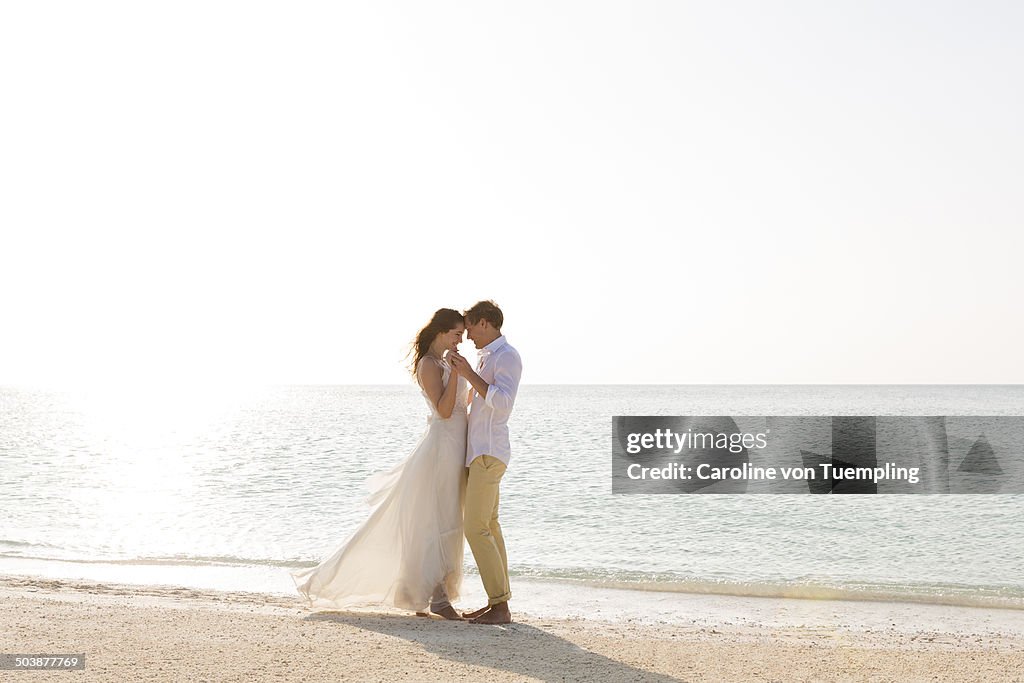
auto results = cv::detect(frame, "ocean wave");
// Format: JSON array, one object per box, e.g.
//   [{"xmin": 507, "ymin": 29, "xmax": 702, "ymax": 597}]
[
  {"xmin": 0, "ymin": 539, "xmax": 64, "ymax": 550},
  {"xmin": 508, "ymin": 566, "xmax": 1024, "ymax": 610},
  {"xmin": 4, "ymin": 548, "xmax": 1021, "ymax": 610},
  {"xmin": 0, "ymin": 550, "xmax": 303, "ymax": 569}
]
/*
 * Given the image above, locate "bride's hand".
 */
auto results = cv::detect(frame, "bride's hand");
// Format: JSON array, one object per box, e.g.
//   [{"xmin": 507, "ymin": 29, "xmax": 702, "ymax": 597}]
[
  {"xmin": 448, "ymin": 352, "xmax": 471, "ymax": 375},
  {"xmin": 446, "ymin": 350, "xmax": 462, "ymax": 374}
]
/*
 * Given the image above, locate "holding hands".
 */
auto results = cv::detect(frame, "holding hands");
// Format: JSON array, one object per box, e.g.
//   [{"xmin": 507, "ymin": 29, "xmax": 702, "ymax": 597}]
[
  {"xmin": 447, "ymin": 350, "xmax": 471, "ymax": 376},
  {"xmin": 446, "ymin": 349, "xmax": 488, "ymax": 400}
]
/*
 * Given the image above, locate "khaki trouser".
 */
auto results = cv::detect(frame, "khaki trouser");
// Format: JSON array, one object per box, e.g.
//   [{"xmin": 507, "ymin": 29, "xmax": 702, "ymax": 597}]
[{"xmin": 464, "ymin": 455, "xmax": 511, "ymax": 606}]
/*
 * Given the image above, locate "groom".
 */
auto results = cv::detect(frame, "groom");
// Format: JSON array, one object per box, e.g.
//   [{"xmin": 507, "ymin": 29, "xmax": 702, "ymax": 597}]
[{"xmin": 448, "ymin": 300, "xmax": 523, "ymax": 625}]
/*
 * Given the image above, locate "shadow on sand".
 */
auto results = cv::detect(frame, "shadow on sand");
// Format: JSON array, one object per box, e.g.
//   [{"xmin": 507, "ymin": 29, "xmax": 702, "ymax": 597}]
[{"xmin": 303, "ymin": 611, "xmax": 683, "ymax": 682}]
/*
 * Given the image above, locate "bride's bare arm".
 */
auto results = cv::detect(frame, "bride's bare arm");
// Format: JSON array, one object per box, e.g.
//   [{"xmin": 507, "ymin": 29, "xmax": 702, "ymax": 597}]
[{"xmin": 417, "ymin": 358, "xmax": 459, "ymax": 419}]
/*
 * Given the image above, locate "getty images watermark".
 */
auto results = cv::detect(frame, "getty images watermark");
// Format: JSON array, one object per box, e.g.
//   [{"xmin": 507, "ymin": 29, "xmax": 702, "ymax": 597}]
[{"xmin": 612, "ymin": 416, "xmax": 1024, "ymax": 494}]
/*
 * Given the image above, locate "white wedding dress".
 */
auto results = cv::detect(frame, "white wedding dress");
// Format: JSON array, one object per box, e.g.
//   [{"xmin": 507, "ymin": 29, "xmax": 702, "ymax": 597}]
[{"xmin": 291, "ymin": 358, "xmax": 468, "ymax": 611}]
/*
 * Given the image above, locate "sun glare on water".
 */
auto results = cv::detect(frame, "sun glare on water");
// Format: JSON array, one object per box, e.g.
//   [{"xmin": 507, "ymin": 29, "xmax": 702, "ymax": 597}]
[{"xmin": 58, "ymin": 382, "xmax": 270, "ymax": 556}]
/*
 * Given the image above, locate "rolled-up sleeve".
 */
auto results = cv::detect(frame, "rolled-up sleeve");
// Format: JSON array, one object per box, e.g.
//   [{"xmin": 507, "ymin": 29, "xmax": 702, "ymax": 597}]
[{"xmin": 484, "ymin": 351, "xmax": 522, "ymax": 414}]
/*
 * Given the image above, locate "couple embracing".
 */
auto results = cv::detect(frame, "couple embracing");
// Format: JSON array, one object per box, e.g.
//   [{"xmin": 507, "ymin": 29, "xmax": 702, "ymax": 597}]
[{"xmin": 292, "ymin": 300, "xmax": 522, "ymax": 625}]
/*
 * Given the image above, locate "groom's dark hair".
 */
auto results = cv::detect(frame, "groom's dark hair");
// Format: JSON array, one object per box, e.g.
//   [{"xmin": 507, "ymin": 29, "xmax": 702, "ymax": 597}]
[{"xmin": 464, "ymin": 300, "xmax": 503, "ymax": 330}]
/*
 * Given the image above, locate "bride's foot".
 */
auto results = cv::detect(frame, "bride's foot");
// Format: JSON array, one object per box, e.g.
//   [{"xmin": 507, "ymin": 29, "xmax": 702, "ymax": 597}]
[
  {"xmin": 429, "ymin": 604, "xmax": 464, "ymax": 621},
  {"xmin": 415, "ymin": 611, "xmax": 430, "ymax": 617},
  {"xmin": 469, "ymin": 602, "xmax": 512, "ymax": 625},
  {"xmin": 461, "ymin": 605, "xmax": 489, "ymax": 620}
]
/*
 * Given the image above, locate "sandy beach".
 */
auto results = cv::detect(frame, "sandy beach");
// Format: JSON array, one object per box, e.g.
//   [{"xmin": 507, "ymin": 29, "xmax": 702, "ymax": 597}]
[{"xmin": 3, "ymin": 573, "xmax": 1022, "ymax": 682}]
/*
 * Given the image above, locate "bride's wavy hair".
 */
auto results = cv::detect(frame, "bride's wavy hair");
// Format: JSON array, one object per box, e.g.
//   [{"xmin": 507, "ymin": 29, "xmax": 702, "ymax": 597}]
[{"xmin": 407, "ymin": 308, "xmax": 465, "ymax": 376}]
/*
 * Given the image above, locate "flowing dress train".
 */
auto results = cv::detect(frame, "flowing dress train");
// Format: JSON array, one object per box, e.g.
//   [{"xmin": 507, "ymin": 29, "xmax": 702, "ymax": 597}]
[{"xmin": 291, "ymin": 360, "xmax": 468, "ymax": 611}]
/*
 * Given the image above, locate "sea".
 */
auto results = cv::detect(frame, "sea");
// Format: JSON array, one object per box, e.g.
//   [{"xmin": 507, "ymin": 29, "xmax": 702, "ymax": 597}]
[{"xmin": 2, "ymin": 384, "xmax": 1023, "ymax": 614}]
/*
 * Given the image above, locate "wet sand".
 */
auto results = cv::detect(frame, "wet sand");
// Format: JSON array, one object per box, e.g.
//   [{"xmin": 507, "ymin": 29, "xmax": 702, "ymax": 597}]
[{"xmin": 2, "ymin": 574, "xmax": 1022, "ymax": 682}]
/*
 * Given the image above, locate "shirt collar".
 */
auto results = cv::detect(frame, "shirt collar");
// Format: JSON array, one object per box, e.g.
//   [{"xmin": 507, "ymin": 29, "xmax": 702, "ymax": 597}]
[{"xmin": 478, "ymin": 335, "xmax": 507, "ymax": 357}]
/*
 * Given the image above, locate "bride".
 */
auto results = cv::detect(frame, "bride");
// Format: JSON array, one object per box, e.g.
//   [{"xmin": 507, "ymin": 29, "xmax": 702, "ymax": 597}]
[{"xmin": 291, "ymin": 308, "xmax": 469, "ymax": 620}]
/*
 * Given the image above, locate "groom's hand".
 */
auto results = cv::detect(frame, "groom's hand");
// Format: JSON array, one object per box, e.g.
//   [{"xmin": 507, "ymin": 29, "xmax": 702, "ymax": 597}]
[
  {"xmin": 449, "ymin": 353, "xmax": 489, "ymax": 398},
  {"xmin": 450, "ymin": 353, "xmax": 480, "ymax": 383},
  {"xmin": 448, "ymin": 352, "xmax": 470, "ymax": 374},
  {"xmin": 445, "ymin": 350, "xmax": 462, "ymax": 374}
]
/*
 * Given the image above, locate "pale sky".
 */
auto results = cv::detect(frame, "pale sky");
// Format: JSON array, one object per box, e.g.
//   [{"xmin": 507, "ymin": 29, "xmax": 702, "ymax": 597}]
[{"xmin": 2, "ymin": 1, "xmax": 1022, "ymax": 386}]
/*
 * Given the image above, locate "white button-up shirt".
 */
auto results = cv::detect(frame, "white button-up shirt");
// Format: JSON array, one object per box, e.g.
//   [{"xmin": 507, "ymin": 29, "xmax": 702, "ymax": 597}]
[{"xmin": 466, "ymin": 335, "xmax": 522, "ymax": 467}]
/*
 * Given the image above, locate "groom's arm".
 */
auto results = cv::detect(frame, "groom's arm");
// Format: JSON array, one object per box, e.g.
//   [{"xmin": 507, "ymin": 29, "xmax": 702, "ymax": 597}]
[
  {"xmin": 468, "ymin": 352, "xmax": 521, "ymax": 414},
  {"xmin": 461, "ymin": 366, "xmax": 490, "ymax": 400},
  {"xmin": 485, "ymin": 352, "xmax": 522, "ymax": 413},
  {"xmin": 452, "ymin": 352, "xmax": 522, "ymax": 413}
]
